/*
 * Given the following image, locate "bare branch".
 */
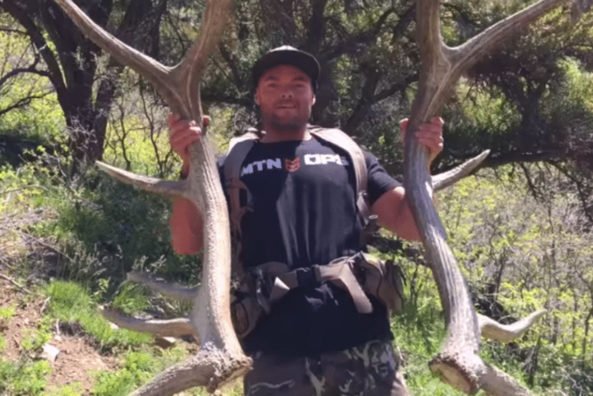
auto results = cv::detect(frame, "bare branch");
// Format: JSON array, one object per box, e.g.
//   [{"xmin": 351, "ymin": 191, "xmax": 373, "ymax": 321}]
[
  {"xmin": 0, "ymin": 92, "xmax": 51, "ymax": 117},
  {"xmin": 0, "ymin": 64, "xmax": 50, "ymax": 87},
  {"xmin": 0, "ymin": 272, "xmax": 33, "ymax": 294},
  {"xmin": 127, "ymin": 271, "xmax": 198, "ymax": 302},
  {"xmin": 2, "ymin": 0, "xmax": 68, "ymax": 99}
]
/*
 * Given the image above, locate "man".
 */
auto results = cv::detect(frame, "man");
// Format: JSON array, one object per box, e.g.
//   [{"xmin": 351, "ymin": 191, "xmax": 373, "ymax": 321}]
[{"xmin": 168, "ymin": 46, "xmax": 443, "ymax": 395}]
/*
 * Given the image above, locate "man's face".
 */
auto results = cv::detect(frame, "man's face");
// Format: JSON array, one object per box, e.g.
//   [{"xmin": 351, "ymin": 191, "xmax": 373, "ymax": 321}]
[{"xmin": 255, "ymin": 65, "xmax": 316, "ymax": 132}]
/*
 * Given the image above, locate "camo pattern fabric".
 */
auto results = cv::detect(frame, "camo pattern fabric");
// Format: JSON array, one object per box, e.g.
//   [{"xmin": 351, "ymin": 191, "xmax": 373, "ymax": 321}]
[{"xmin": 243, "ymin": 339, "xmax": 409, "ymax": 396}]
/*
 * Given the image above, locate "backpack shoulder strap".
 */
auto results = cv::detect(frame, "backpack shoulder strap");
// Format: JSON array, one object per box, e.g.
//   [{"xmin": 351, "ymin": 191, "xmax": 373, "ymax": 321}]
[
  {"xmin": 309, "ymin": 126, "xmax": 368, "ymax": 198},
  {"xmin": 309, "ymin": 126, "xmax": 370, "ymax": 231},
  {"xmin": 224, "ymin": 130, "xmax": 260, "ymax": 277},
  {"xmin": 224, "ymin": 131, "xmax": 259, "ymax": 183}
]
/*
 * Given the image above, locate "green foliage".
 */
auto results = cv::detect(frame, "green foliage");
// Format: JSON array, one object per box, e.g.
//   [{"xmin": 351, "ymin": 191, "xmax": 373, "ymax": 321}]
[
  {"xmin": 3, "ymin": 2, "xmax": 593, "ymax": 394},
  {"xmin": 111, "ymin": 283, "xmax": 151, "ymax": 315},
  {"xmin": 92, "ymin": 346, "xmax": 243, "ymax": 396},
  {"xmin": 92, "ymin": 348, "xmax": 188, "ymax": 396},
  {"xmin": 0, "ymin": 138, "xmax": 199, "ymax": 290},
  {"xmin": 0, "ymin": 159, "xmax": 53, "ymax": 214},
  {"xmin": 21, "ymin": 319, "xmax": 52, "ymax": 353},
  {"xmin": 92, "ymin": 351, "xmax": 157, "ymax": 396},
  {"xmin": 45, "ymin": 281, "xmax": 151, "ymax": 351},
  {"xmin": 439, "ymin": 166, "xmax": 593, "ymax": 394},
  {"xmin": 45, "ymin": 383, "xmax": 85, "ymax": 396},
  {"xmin": 46, "ymin": 173, "xmax": 199, "ymax": 284},
  {"xmin": 0, "ymin": 359, "xmax": 51, "ymax": 396},
  {"xmin": 0, "ymin": 305, "xmax": 16, "ymax": 327},
  {"xmin": 0, "ymin": 26, "xmax": 64, "ymax": 141}
]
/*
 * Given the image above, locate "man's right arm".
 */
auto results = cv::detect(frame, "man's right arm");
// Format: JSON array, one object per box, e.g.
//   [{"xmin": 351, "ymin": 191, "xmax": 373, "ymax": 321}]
[
  {"xmin": 170, "ymin": 197, "xmax": 203, "ymax": 254},
  {"xmin": 167, "ymin": 113, "xmax": 207, "ymax": 255}
]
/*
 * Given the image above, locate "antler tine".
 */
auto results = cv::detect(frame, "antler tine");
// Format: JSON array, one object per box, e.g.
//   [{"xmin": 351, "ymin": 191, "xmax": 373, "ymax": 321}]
[
  {"xmin": 100, "ymin": 307, "xmax": 197, "ymax": 339},
  {"xmin": 454, "ymin": 0, "xmax": 569, "ymax": 70},
  {"xmin": 481, "ymin": 365, "xmax": 532, "ymax": 396},
  {"xmin": 432, "ymin": 150, "xmax": 490, "ymax": 191},
  {"xmin": 51, "ymin": 0, "xmax": 188, "ymax": 112},
  {"xmin": 479, "ymin": 310, "xmax": 547, "ymax": 343},
  {"xmin": 127, "ymin": 271, "xmax": 198, "ymax": 302},
  {"xmin": 96, "ymin": 161, "xmax": 189, "ymax": 199},
  {"xmin": 412, "ymin": 0, "xmax": 454, "ymax": 121},
  {"xmin": 172, "ymin": 0, "xmax": 234, "ymax": 120}
]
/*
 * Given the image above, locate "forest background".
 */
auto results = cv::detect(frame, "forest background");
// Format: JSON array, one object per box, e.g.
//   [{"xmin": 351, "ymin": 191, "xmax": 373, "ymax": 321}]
[{"xmin": 1, "ymin": 0, "xmax": 593, "ymax": 395}]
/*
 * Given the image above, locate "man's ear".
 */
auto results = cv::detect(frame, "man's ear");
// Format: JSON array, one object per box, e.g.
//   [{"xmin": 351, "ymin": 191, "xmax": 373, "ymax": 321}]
[
  {"xmin": 254, "ymin": 88, "xmax": 260, "ymax": 106},
  {"xmin": 311, "ymin": 94, "xmax": 316, "ymax": 106}
]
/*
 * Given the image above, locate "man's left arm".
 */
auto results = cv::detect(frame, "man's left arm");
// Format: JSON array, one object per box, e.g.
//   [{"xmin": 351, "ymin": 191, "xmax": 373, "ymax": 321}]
[{"xmin": 371, "ymin": 117, "xmax": 444, "ymax": 242}]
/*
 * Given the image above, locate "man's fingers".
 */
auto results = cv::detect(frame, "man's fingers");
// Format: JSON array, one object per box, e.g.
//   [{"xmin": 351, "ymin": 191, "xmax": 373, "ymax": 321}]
[
  {"xmin": 399, "ymin": 118, "xmax": 409, "ymax": 133},
  {"xmin": 430, "ymin": 116, "xmax": 444, "ymax": 126},
  {"xmin": 171, "ymin": 130, "xmax": 201, "ymax": 147},
  {"xmin": 415, "ymin": 133, "xmax": 443, "ymax": 146},
  {"xmin": 170, "ymin": 121, "xmax": 199, "ymax": 136},
  {"xmin": 168, "ymin": 114, "xmax": 211, "ymax": 133},
  {"xmin": 170, "ymin": 127, "xmax": 201, "ymax": 156}
]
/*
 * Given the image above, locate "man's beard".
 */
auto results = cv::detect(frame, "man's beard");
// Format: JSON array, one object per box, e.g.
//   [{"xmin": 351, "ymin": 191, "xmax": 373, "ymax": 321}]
[{"xmin": 262, "ymin": 112, "xmax": 309, "ymax": 133}]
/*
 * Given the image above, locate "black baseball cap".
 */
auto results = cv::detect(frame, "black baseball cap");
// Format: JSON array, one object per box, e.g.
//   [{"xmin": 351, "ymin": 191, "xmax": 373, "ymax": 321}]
[{"xmin": 252, "ymin": 45, "xmax": 321, "ymax": 92}]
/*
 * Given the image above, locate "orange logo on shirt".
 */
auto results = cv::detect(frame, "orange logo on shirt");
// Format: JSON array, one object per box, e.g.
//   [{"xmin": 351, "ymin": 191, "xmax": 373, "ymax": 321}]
[{"xmin": 284, "ymin": 157, "xmax": 301, "ymax": 172}]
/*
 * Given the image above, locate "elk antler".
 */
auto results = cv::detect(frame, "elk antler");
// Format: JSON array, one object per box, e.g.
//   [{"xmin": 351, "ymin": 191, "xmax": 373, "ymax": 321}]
[
  {"xmin": 404, "ymin": 0, "xmax": 569, "ymax": 394},
  {"xmin": 432, "ymin": 150, "xmax": 490, "ymax": 191},
  {"xmin": 52, "ymin": 0, "xmax": 250, "ymax": 394}
]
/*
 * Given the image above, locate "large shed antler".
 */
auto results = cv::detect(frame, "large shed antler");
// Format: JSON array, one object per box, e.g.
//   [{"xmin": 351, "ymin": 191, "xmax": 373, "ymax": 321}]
[
  {"xmin": 52, "ymin": 0, "xmax": 250, "ymax": 395},
  {"xmin": 405, "ymin": 0, "xmax": 569, "ymax": 394}
]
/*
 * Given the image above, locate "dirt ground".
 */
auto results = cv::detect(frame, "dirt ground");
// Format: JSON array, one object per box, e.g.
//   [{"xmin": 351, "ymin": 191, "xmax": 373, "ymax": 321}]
[{"xmin": 0, "ymin": 276, "xmax": 118, "ymax": 393}]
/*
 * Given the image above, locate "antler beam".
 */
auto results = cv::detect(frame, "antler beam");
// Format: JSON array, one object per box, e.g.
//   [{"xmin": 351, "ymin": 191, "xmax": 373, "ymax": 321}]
[
  {"xmin": 404, "ymin": 0, "xmax": 568, "ymax": 394},
  {"xmin": 52, "ymin": 0, "xmax": 250, "ymax": 394}
]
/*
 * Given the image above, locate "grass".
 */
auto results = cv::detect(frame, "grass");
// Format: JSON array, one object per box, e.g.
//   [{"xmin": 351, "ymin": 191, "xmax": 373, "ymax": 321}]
[
  {"xmin": 45, "ymin": 280, "xmax": 152, "ymax": 351},
  {"xmin": 0, "ymin": 305, "xmax": 16, "ymax": 324},
  {"xmin": 0, "ymin": 358, "xmax": 51, "ymax": 396},
  {"xmin": 45, "ymin": 383, "xmax": 85, "ymax": 396},
  {"xmin": 21, "ymin": 320, "xmax": 52, "ymax": 352},
  {"xmin": 93, "ymin": 348, "xmax": 199, "ymax": 396}
]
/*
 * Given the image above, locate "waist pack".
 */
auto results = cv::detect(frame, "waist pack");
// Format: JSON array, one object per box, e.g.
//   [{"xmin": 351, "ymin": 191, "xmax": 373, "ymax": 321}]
[{"xmin": 230, "ymin": 253, "xmax": 405, "ymax": 338}]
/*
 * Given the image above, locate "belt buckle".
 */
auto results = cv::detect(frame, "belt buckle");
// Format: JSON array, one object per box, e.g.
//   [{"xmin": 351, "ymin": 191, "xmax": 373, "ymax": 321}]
[{"xmin": 253, "ymin": 268, "xmax": 271, "ymax": 313}]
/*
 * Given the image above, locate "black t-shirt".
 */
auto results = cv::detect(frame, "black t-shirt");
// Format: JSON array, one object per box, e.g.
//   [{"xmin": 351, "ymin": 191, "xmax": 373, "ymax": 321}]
[{"xmin": 220, "ymin": 136, "xmax": 401, "ymax": 356}]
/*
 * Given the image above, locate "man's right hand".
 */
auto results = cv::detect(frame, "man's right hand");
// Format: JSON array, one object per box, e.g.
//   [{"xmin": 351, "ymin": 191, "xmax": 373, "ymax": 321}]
[
  {"xmin": 167, "ymin": 113, "xmax": 209, "ymax": 255},
  {"xmin": 167, "ymin": 113, "xmax": 210, "ymax": 165}
]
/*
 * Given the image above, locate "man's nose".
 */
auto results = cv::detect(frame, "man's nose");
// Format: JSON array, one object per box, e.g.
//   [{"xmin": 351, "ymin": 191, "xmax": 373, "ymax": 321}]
[{"xmin": 280, "ymin": 88, "xmax": 294, "ymax": 99}]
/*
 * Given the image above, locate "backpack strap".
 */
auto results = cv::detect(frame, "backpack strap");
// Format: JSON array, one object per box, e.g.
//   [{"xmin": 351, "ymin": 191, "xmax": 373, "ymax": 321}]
[
  {"xmin": 224, "ymin": 130, "xmax": 260, "ymax": 276},
  {"xmin": 308, "ymin": 126, "xmax": 370, "ymax": 223}
]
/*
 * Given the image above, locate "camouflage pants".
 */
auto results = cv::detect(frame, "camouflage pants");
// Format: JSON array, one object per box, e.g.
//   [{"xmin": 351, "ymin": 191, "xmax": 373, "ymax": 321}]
[{"xmin": 243, "ymin": 339, "xmax": 409, "ymax": 396}]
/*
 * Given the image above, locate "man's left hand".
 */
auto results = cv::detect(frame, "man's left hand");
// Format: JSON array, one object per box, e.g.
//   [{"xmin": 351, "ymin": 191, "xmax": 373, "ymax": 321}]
[{"xmin": 399, "ymin": 116, "xmax": 444, "ymax": 165}]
